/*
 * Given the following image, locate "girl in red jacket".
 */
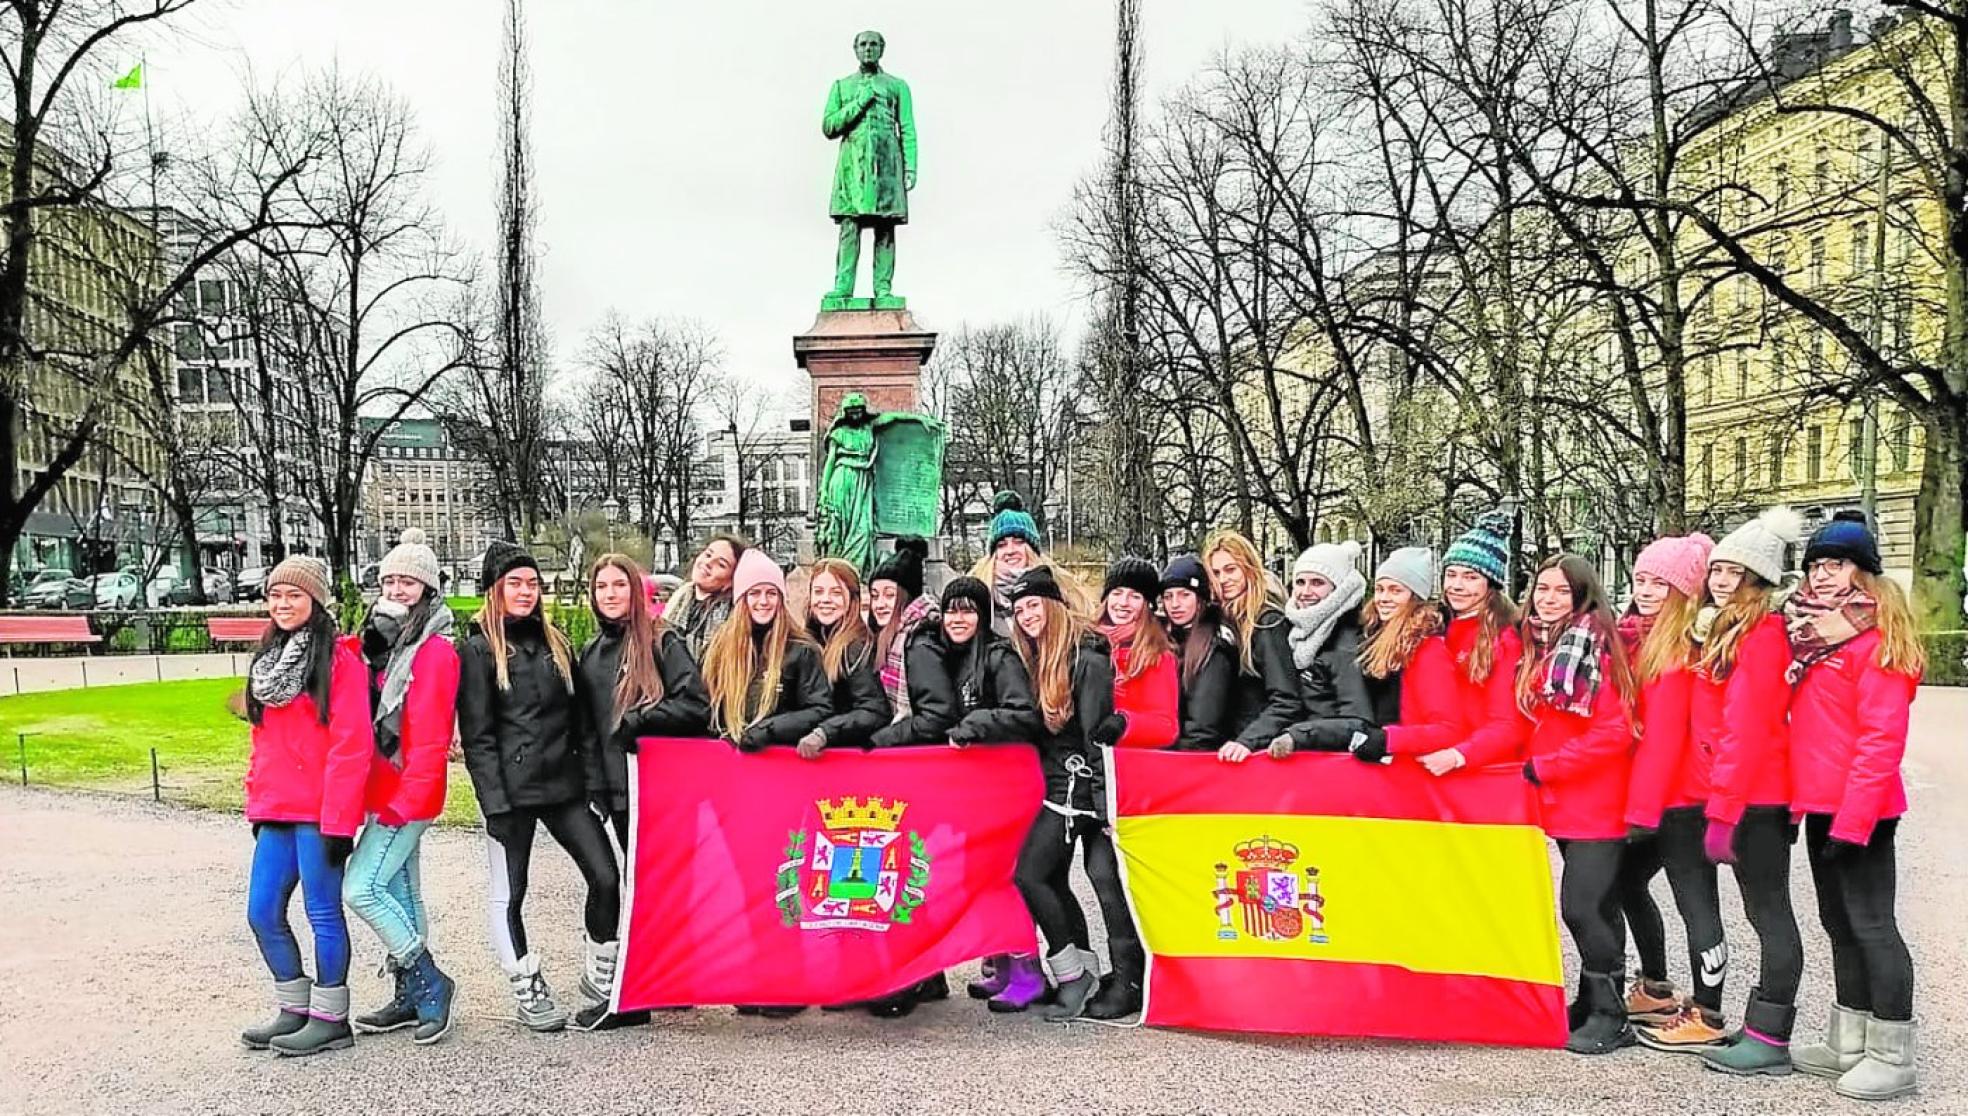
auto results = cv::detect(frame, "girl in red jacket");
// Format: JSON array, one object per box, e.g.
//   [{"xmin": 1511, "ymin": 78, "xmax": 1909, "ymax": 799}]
[
  {"xmin": 344, "ymin": 530, "xmax": 461, "ymax": 1045},
  {"xmin": 1783, "ymin": 511, "xmax": 1923, "ymax": 1101},
  {"xmin": 239, "ymin": 557, "xmax": 373, "ymax": 1058},
  {"xmin": 1517, "ymin": 554, "xmax": 1641, "ymax": 1055},
  {"xmin": 1691, "ymin": 507, "xmax": 1806, "ymax": 1077},
  {"xmin": 1613, "ymin": 534, "xmax": 1736, "ymax": 1054}
]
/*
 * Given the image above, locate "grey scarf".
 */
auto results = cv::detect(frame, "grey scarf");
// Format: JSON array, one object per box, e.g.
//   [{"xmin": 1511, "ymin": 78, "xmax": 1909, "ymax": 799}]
[
  {"xmin": 369, "ymin": 600, "xmax": 456, "ymax": 766},
  {"xmin": 1284, "ymin": 574, "xmax": 1366, "ymax": 671},
  {"xmin": 249, "ymin": 627, "xmax": 315, "ymax": 708}
]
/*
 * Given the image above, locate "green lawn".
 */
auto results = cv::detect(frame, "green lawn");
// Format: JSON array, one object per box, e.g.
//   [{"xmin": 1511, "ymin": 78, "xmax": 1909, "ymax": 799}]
[{"xmin": 0, "ymin": 678, "xmax": 479, "ymax": 824}]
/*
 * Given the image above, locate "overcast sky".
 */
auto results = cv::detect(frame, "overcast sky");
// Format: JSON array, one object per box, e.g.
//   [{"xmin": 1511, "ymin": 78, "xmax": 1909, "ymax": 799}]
[{"xmin": 143, "ymin": 0, "xmax": 1315, "ymax": 412}]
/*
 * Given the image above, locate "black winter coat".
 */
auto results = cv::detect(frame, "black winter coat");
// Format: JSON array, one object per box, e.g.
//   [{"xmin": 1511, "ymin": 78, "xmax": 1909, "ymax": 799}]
[
  {"xmin": 574, "ymin": 622, "xmax": 711, "ymax": 812},
  {"xmin": 1167, "ymin": 619, "xmax": 1239, "ymax": 750},
  {"xmin": 1033, "ymin": 635, "xmax": 1117, "ymax": 809},
  {"xmin": 944, "ymin": 631, "xmax": 1043, "ymax": 744},
  {"xmin": 458, "ymin": 615, "xmax": 583, "ymax": 815},
  {"xmin": 1228, "ymin": 607, "xmax": 1305, "ymax": 748},
  {"xmin": 731, "ymin": 636, "xmax": 835, "ymax": 748},
  {"xmin": 869, "ymin": 627, "xmax": 958, "ymax": 747},
  {"xmin": 810, "ymin": 627, "xmax": 890, "ymax": 747}
]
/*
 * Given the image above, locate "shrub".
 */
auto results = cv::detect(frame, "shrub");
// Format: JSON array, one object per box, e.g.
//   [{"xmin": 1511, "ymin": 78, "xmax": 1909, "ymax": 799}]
[{"xmin": 1921, "ymin": 630, "xmax": 1967, "ymax": 687}]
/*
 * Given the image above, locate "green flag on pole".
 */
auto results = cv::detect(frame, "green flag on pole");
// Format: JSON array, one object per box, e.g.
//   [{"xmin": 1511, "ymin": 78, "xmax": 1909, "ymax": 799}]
[{"xmin": 112, "ymin": 63, "xmax": 143, "ymax": 90}]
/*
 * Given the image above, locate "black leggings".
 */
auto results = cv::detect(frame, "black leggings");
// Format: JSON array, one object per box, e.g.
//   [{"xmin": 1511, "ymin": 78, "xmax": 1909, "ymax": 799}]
[
  {"xmin": 1806, "ymin": 814, "xmax": 1913, "ymax": 1021},
  {"xmin": 486, "ymin": 800, "xmax": 621, "ymax": 963},
  {"xmin": 1557, "ymin": 839, "xmax": 1626, "ymax": 974},
  {"xmin": 1015, "ymin": 808, "xmax": 1092, "ymax": 955},
  {"xmin": 1619, "ymin": 808, "xmax": 1728, "ymax": 1010},
  {"xmin": 609, "ymin": 809, "xmax": 632, "ymax": 855},
  {"xmin": 1082, "ymin": 826, "xmax": 1142, "ymax": 983},
  {"xmin": 1730, "ymin": 805, "xmax": 1803, "ymax": 1005}
]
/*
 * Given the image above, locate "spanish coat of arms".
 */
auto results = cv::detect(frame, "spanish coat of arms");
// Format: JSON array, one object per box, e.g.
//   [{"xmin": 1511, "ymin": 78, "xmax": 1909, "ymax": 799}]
[{"xmin": 1212, "ymin": 835, "xmax": 1328, "ymax": 944}]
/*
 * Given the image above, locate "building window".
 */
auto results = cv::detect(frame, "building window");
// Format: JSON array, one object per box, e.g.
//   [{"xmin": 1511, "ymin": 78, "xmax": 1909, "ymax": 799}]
[
  {"xmin": 1890, "ymin": 413, "xmax": 1912, "ymax": 472},
  {"xmin": 1809, "ymin": 236, "xmax": 1826, "ymax": 287},
  {"xmin": 1736, "ymin": 354, "xmax": 1750, "ymax": 398},
  {"xmin": 1700, "ymin": 442, "xmax": 1714, "ymax": 496},
  {"xmin": 1849, "ymin": 417, "xmax": 1868, "ymax": 479},
  {"xmin": 1810, "ymin": 332, "xmax": 1826, "ymax": 380},
  {"xmin": 1850, "ymin": 220, "xmax": 1868, "ymax": 273},
  {"xmin": 1771, "ymin": 333, "xmax": 1787, "ymax": 388},
  {"xmin": 1774, "ymin": 163, "xmax": 1790, "ymax": 210},
  {"xmin": 1807, "ymin": 425, "xmax": 1824, "ymax": 481},
  {"xmin": 1769, "ymin": 433, "xmax": 1786, "ymax": 486},
  {"xmin": 1813, "ymin": 146, "xmax": 1829, "ymax": 194},
  {"xmin": 1734, "ymin": 436, "xmax": 1748, "ymax": 490}
]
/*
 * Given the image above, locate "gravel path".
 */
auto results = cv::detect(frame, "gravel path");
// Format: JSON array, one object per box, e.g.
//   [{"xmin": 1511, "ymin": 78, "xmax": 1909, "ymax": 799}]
[{"xmin": 4, "ymin": 689, "xmax": 1965, "ymax": 1115}]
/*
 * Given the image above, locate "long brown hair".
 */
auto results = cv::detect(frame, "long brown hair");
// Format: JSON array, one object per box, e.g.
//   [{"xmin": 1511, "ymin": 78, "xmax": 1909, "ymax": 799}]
[
  {"xmin": 1166, "ymin": 603, "xmax": 1225, "ymax": 688},
  {"xmin": 1634, "ymin": 589, "xmax": 1700, "ymax": 685},
  {"xmin": 806, "ymin": 559, "xmax": 872, "ymax": 682},
  {"xmin": 1856, "ymin": 569, "xmax": 1927, "ymax": 675},
  {"xmin": 1102, "ymin": 598, "xmax": 1172, "ymax": 683},
  {"xmin": 1011, "ymin": 597, "xmax": 1090, "ymax": 733},
  {"xmin": 1203, "ymin": 528, "xmax": 1274, "ymax": 674},
  {"xmin": 589, "ymin": 552, "xmax": 665, "ymax": 727},
  {"xmin": 701, "ymin": 593, "xmax": 808, "ymax": 741},
  {"xmin": 1358, "ymin": 594, "xmax": 1443, "ymax": 680},
  {"xmin": 1453, "ymin": 584, "xmax": 1519, "ymax": 684},
  {"xmin": 1698, "ymin": 576, "xmax": 1773, "ymax": 680},
  {"xmin": 476, "ymin": 575, "xmax": 574, "ymax": 692},
  {"xmin": 1515, "ymin": 554, "xmax": 1639, "ymax": 724}
]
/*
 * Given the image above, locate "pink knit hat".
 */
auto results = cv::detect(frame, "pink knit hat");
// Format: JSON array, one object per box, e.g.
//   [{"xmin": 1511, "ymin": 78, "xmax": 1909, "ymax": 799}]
[
  {"xmin": 1634, "ymin": 532, "xmax": 1715, "ymax": 599},
  {"xmin": 730, "ymin": 549, "xmax": 786, "ymax": 603}
]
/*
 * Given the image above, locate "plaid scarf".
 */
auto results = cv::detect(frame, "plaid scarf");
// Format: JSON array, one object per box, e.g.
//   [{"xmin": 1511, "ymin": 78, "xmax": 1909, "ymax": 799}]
[
  {"xmin": 1781, "ymin": 586, "xmax": 1877, "ymax": 685},
  {"xmin": 880, "ymin": 596, "xmax": 940, "ymax": 721},
  {"xmin": 1528, "ymin": 613, "xmax": 1605, "ymax": 717}
]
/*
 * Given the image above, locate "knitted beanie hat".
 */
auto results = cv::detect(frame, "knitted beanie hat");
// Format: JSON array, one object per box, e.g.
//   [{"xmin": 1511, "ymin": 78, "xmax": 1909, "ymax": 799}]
[
  {"xmin": 478, "ymin": 540, "xmax": 537, "ymax": 594},
  {"xmin": 1634, "ymin": 532, "xmax": 1717, "ymax": 599},
  {"xmin": 267, "ymin": 555, "xmax": 333, "ymax": 609},
  {"xmin": 1710, "ymin": 506, "xmax": 1804, "ymax": 586},
  {"xmin": 1802, "ymin": 510, "xmax": 1883, "ymax": 575},
  {"xmin": 1374, "ymin": 546, "xmax": 1436, "ymax": 601},
  {"xmin": 1159, "ymin": 553, "xmax": 1211, "ymax": 600},
  {"xmin": 870, "ymin": 536, "xmax": 929, "ymax": 599},
  {"xmin": 730, "ymin": 548, "xmax": 787, "ymax": 603},
  {"xmin": 1292, "ymin": 541, "xmax": 1364, "ymax": 588},
  {"xmin": 987, "ymin": 491, "xmax": 1042, "ymax": 554},
  {"xmin": 940, "ymin": 575, "xmax": 992, "ymax": 615},
  {"xmin": 1102, "ymin": 556, "xmax": 1162, "ymax": 603},
  {"xmin": 1006, "ymin": 565, "xmax": 1065, "ymax": 605},
  {"xmin": 379, "ymin": 527, "xmax": 443, "ymax": 593},
  {"xmin": 1443, "ymin": 508, "xmax": 1515, "ymax": 588}
]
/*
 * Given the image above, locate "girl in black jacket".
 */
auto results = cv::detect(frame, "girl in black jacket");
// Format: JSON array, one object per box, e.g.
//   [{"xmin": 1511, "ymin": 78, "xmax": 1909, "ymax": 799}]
[
  {"xmin": 867, "ymin": 538, "xmax": 957, "ymax": 748},
  {"xmin": 458, "ymin": 542, "xmax": 620, "ymax": 1035},
  {"xmin": 701, "ymin": 550, "xmax": 833, "ymax": 751},
  {"xmin": 1274, "ymin": 541, "xmax": 1373, "ymax": 757},
  {"xmin": 1159, "ymin": 554, "xmax": 1238, "ymax": 750},
  {"xmin": 1201, "ymin": 530, "xmax": 1304, "ymax": 758},
  {"xmin": 796, "ymin": 558, "xmax": 889, "ymax": 756},
  {"xmin": 1003, "ymin": 566, "xmax": 1117, "ymax": 1022}
]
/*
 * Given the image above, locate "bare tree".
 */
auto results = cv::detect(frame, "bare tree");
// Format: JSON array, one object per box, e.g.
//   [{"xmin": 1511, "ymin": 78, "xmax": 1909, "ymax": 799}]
[{"xmin": 575, "ymin": 312, "xmax": 720, "ymax": 554}]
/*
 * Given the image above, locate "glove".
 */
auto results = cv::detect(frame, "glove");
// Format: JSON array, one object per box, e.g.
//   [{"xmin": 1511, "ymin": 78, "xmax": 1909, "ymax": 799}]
[
  {"xmin": 1347, "ymin": 725, "xmax": 1389, "ymax": 765},
  {"xmin": 1267, "ymin": 733, "xmax": 1295, "ymax": 760},
  {"xmin": 1821, "ymin": 837, "xmax": 1865, "ymax": 863},
  {"xmin": 1522, "ymin": 760, "xmax": 1541, "ymax": 786},
  {"xmin": 323, "ymin": 836, "xmax": 355, "ymax": 871},
  {"xmin": 1091, "ymin": 713, "xmax": 1127, "ymax": 748},
  {"xmin": 1625, "ymin": 824, "xmax": 1657, "ymax": 844},
  {"xmin": 736, "ymin": 726, "xmax": 767, "ymax": 753},
  {"xmin": 947, "ymin": 721, "xmax": 978, "ymax": 746},
  {"xmin": 1703, "ymin": 819, "xmax": 1738, "ymax": 865},
  {"xmin": 1299, "ymin": 719, "xmax": 1359, "ymax": 752},
  {"xmin": 796, "ymin": 730, "xmax": 828, "ymax": 760}
]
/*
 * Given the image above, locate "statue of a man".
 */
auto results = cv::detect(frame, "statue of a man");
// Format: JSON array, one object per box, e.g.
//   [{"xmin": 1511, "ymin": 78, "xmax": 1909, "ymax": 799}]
[{"xmin": 822, "ymin": 30, "xmax": 916, "ymax": 309}]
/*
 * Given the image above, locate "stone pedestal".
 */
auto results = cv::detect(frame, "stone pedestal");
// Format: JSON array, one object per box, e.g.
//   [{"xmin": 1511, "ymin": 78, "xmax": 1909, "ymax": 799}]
[{"xmin": 793, "ymin": 308, "xmax": 937, "ymax": 425}]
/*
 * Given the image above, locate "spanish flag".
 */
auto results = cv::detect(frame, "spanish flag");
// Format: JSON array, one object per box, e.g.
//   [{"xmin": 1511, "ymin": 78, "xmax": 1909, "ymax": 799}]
[{"xmin": 1108, "ymin": 750, "xmax": 1567, "ymax": 1047}]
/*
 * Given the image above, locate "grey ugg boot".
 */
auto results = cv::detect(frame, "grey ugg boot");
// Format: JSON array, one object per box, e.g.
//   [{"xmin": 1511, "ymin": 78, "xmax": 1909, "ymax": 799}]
[
  {"xmin": 1835, "ymin": 1017, "xmax": 1917, "ymax": 1101},
  {"xmin": 241, "ymin": 976, "xmax": 312, "ymax": 1049},
  {"xmin": 270, "ymin": 984, "xmax": 355, "ymax": 1056},
  {"xmin": 1792, "ymin": 1004, "xmax": 1868, "ymax": 1078},
  {"xmin": 503, "ymin": 952, "xmax": 568, "ymax": 1033}
]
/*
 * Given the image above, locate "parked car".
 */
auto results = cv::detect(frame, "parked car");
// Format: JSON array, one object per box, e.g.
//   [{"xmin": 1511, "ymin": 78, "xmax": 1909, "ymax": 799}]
[
  {"xmin": 202, "ymin": 567, "xmax": 236, "ymax": 604},
  {"xmin": 358, "ymin": 562, "xmax": 381, "ymax": 590},
  {"xmin": 93, "ymin": 571, "xmax": 142, "ymax": 610},
  {"xmin": 25, "ymin": 568, "xmax": 93, "ymax": 610},
  {"xmin": 235, "ymin": 565, "xmax": 269, "ymax": 601}
]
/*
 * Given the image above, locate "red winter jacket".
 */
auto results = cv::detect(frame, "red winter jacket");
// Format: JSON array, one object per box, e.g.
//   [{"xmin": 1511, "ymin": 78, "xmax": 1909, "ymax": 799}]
[
  {"xmin": 1385, "ymin": 616, "xmax": 1529, "ymax": 768},
  {"xmin": 356, "ymin": 634, "xmax": 460, "ymax": 824},
  {"xmin": 244, "ymin": 639, "xmax": 374, "ymax": 838},
  {"xmin": 1788, "ymin": 628, "xmax": 1918, "ymax": 844},
  {"xmin": 1693, "ymin": 613, "xmax": 1791, "ymax": 825},
  {"xmin": 1110, "ymin": 639, "xmax": 1179, "ymax": 749},
  {"xmin": 1526, "ymin": 651, "xmax": 1637, "ymax": 841},
  {"xmin": 1623, "ymin": 666, "xmax": 1702, "ymax": 829}
]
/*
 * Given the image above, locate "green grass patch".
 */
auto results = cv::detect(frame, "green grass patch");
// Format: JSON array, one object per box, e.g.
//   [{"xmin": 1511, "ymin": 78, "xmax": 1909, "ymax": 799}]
[{"xmin": 0, "ymin": 678, "xmax": 481, "ymax": 824}]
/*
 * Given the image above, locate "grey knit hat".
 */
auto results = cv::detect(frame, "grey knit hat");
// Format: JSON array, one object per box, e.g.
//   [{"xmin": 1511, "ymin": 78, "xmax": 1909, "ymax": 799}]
[
  {"xmin": 267, "ymin": 555, "xmax": 334, "ymax": 608},
  {"xmin": 1374, "ymin": 546, "xmax": 1436, "ymax": 601},
  {"xmin": 1710, "ymin": 506, "xmax": 1804, "ymax": 586},
  {"xmin": 379, "ymin": 527, "xmax": 443, "ymax": 593}
]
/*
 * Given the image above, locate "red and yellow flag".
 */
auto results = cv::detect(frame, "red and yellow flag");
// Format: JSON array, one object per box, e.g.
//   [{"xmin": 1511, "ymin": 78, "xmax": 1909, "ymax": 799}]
[{"xmin": 1108, "ymin": 750, "xmax": 1567, "ymax": 1047}]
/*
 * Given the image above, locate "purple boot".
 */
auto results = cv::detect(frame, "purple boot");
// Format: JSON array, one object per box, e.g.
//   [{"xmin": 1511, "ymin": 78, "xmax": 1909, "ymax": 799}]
[
  {"xmin": 986, "ymin": 953, "xmax": 1047, "ymax": 1014},
  {"xmin": 967, "ymin": 954, "xmax": 1010, "ymax": 1000}
]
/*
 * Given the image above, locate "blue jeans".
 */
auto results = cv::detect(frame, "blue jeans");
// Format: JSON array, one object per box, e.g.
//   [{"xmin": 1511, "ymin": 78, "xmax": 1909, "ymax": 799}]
[
  {"xmin": 247, "ymin": 823, "xmax": 350, "ymax": 986},
  {"xmin": 343, "ymin": 818, "xmax": 432, "ymax": 964}
]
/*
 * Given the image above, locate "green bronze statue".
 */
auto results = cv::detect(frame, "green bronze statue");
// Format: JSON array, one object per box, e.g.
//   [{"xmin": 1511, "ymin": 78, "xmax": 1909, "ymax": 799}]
[
  {"xmin": 814, "ymin": 393, "xmax": 947, "ymax": 574},
  {"xmin": 822, "ymin": 30, "xmax": 916, "ymax": 311}
]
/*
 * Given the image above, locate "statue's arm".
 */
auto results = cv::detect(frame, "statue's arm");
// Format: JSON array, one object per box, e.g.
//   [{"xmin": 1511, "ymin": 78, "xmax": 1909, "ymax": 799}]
[
  {"xmin": 897, "ymin": 79, "xmax": 918, "ymax": 187},
  {"xmin": 822, "ymin": 78, "xmax": 873, "ymax": 139}
]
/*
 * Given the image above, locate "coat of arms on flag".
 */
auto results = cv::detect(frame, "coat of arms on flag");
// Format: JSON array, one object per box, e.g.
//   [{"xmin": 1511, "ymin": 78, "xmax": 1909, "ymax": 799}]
[
  {"xmin": 1211, "ymin": 835, "xmax": 1327, "ymax": 944},
  {"xmin": 777, "ymin": 796, "xmax": 931, "ymax": 931}
]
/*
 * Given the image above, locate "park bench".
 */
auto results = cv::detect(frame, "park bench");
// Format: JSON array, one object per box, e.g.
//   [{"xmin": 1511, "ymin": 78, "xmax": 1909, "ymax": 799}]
[
  {"xmin": 206, "ymin": 616, "xmax": 271, "ymax": 644},
  {"xmin": 0, "ymin": 614, "xmax": 102, "ymax": 653}
]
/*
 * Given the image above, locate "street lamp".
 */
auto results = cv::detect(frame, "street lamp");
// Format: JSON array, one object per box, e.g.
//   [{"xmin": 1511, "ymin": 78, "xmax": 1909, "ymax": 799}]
[
  {"xmin": 601, "ymin": 496, "xmax": 621, "ymax": 553},
  {"xmin": 1497, "ymin": 494, "xmax": 1523, "ymax": 594}
]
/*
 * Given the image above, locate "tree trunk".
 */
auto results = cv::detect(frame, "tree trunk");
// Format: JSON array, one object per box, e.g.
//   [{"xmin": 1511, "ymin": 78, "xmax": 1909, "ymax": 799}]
[{"xmin": 1911, "ymin": 403, "xmax": 1967, "ymax": 628}]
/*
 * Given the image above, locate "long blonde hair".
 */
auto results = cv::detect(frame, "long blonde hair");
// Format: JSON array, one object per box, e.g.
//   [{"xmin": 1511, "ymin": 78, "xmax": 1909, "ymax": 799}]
[
  {"xmin": 1358, "ymin": 594, "xmax": 1443, "ymax": 680},
  {"xmin": 1856, "ymin": 570, "xmax": 1927, "ymax": 675},
  {"xmin": 1634, "ymin": 589, "xmax": 1701, "ymax": 685},
  {"xmin": 969, "ymin": 551, "xmax": 1095, "ymax": 615},
  {"xmin": 1698, "ymin": 577, "xmax": 1773, "ymax": 680},
  {"xmin": 1012, "ymin": 597, "xmax": 1090, "ymax": 733},
  {"xmin": 701, "ymin": 596, "xmax": 808, "ymax": 741},
  {"xmin": 1101, "ymin": 595, "xmax": 1172, "ymax": 683},
  {"xmin": 1202, "ymin": 528, "xmax": 1273, "ymax": 673},
  {"xmin": 806, "ymin": 559, "xmax": 871, "ymax": 682},
  {"xmin": 590, "ymin": 553, "xmax": 665, "ymax": 727},
  {"xmin": 477, "ymin": 577, "xmax": 574, "ymax": 692}
]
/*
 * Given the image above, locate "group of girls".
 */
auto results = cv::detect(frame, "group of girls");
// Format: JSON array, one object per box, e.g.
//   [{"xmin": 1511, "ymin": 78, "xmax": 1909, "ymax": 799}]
[{"xmin": 235, "ymin": 494, "xmax": 1925, "ymax": 1101}]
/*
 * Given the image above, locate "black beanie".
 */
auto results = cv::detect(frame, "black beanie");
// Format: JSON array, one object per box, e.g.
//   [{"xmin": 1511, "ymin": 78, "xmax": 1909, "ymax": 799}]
[
  {"xmin": 1006, "ymin": 565, "xmax": 1065, "ymax": 605},
  {"xmin": 940, "ymin": 575, "xmax": 991, "ymax": 615},
  {"xmin": 1160, "ymin": 554, "xmax": 1211, "ymax": 600},
  {"xmin": 1802, "ymin": 509, "xmax": 1884, "ymax": 575},
  {"xmin": 870, "ymin": 536, "xmax": 929, "ymax": 600},
  {"xmin": 479, "ymin": 540, "xmax": 538, "ymax": 594},
  {"xmin": 1103, "ymin": 556, "xmax": 1162, "ymax": 603}
]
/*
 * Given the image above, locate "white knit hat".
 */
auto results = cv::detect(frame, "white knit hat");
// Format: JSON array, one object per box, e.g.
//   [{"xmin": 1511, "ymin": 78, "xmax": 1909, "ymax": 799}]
[
  {"xmin": 379, "ymin": 527, "xmax": 443, "ymax": 592},
  {"xmin": 1292, "ymin": 541, "xmax": 1364, "ymax": 588},
  {"xmin": 1374, "ymin": 546, "xmax": 1437, "ymax": 600},
  {"xmin": 1709, "ymin": 507, "xmax": 1804, "ymax": 586}
]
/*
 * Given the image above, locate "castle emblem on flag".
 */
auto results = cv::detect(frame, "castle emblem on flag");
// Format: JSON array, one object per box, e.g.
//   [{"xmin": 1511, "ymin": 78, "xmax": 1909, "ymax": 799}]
[
  {"xmin": 1212, "ymin": 835, "xmax": 1328, "ymax": 944},
  {"xmin": 777, "ymin": 796, "xmax": 930, "ymax": 931}
]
